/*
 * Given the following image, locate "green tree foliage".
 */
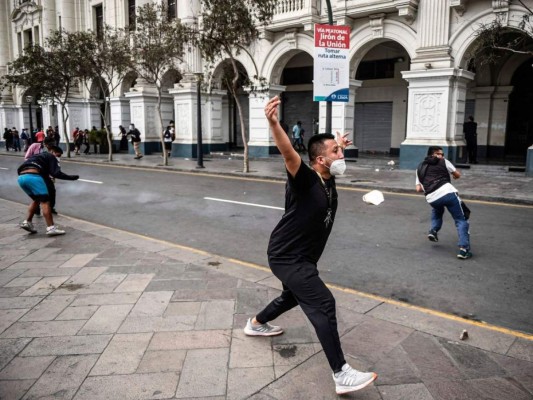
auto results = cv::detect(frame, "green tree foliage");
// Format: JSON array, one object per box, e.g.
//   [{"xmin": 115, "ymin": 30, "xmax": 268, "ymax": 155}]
[
  {"xmin": 197, "ymin": 0, "xmax": 275, "ymax": 173},
  {"xmin": 129, "ymin": 3, "xmax": 187, "ymax": 165},
  {"xmin": 6, "ymin": 30, "xmax": 89, "ymax": 157},
  {"xmin": 471, "ymin": 0, "xmax": 533, "ymax": 67},
  {"xmin": 78, "ymin": 26, "xmax": 132, "ymax": 161}
]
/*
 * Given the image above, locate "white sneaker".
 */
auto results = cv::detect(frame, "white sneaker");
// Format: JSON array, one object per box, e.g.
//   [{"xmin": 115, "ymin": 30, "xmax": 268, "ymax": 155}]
[
  {"xmin": 333, "ymin": 363, "xmax": 377, "ymax": 394},
  {"xmin": 46, "ymin": 226, "xmax": 66, "ymax": 236},
  {"xmin": 243, "ymin": 318, "xmax": 283, "ymax": 336},
  {"xmin": 20, "ymin": 220, "xmax": 37, "ymax": 234}
]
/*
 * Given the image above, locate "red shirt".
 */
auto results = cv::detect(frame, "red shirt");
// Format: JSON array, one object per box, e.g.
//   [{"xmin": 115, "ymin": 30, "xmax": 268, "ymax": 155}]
[{"xmin": 35, "ymin": 131, "xmax": 45, "ymax": 143}]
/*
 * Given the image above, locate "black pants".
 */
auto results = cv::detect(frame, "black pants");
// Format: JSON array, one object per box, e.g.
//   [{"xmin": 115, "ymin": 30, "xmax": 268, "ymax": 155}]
[
  {"xmin": 256, "ymin": 256, "xmax": 346, "ymax": 373},
  {"xmin": 466, "ymin": 137, "xmax": 477, "ymax": 163}
]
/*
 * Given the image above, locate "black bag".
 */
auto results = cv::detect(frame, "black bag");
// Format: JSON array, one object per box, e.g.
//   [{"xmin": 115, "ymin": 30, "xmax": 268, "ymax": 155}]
[{"xmin": 460, "ymin": 201, "xmax": 471, "ymax": 220}]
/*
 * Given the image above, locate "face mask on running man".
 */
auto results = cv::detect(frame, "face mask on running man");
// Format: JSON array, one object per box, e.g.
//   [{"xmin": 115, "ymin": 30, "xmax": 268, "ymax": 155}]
[{"xmin": 325, "ymin": 158, "xmax": 346, "ymax": 176}]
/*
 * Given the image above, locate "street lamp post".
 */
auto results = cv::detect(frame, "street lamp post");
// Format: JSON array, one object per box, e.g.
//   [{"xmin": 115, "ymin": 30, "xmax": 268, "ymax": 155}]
[
  {"xmin": 325, "ymin": 0, "xmax": 333, "ymax": 134},
  {"xmin": 26, "ymin": 95, "xmax": 34, "ymax": 137},
  {"xmin": 194, "ymin": 72, "xmax": 204, "ymax": 169}
]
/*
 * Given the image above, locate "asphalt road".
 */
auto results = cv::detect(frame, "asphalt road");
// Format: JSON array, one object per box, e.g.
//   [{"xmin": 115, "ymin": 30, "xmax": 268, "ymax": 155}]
[{"xmin": 1, "ymin": 156, "xmax": 532, "ymax": 334}]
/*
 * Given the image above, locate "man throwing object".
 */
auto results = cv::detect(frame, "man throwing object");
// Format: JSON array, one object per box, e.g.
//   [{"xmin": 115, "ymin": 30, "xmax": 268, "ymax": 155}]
[{"xmin": 244, "ymin": 96, "xmax": 377, "ymax": 395}]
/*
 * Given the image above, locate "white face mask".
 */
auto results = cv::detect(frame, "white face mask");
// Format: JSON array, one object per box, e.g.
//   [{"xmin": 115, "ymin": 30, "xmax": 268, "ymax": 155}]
[{"xmin": 325, "ymin": 158, "xmax": 346, "ymax": 176}]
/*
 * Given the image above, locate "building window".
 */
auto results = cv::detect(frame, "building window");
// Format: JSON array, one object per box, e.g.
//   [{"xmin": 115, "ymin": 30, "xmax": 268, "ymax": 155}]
[
  {"xmin": 17, "ymin": 32, "xmax": 22, "ymax": 55},
  {"xmin": 356, "ymin": 59, "xmax": 396, "ymax": 80},
  {"xmin": 167, "ymin": 0, "xmax": 176, "ymax": 20},
  {"xmin": 23, "ymin": 28, "xmax": 33, "ymax": 48},
  {"xmin": 94, "ymin": 4, "xmax": 104, "ymax": 38},
  {"xmin": 33, "ymin": 26, "xmax": 40, "ymax": 45},
  {"xmin": 128, "ymin": 0, "xmax": 136, "ymax": 30}
]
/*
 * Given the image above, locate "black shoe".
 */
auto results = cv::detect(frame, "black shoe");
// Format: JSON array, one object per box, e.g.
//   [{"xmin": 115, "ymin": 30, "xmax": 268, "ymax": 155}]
[
  {"xmin": 428, "ymin": 230, "xmax": 438, "ymax": 242},
  {"xmin": 457, "ymin": 248, "xmax": 473, "ymax": 259},
  {"xmin": 51, "ymin": 209, "xmax": 58, "ymax": 215}
]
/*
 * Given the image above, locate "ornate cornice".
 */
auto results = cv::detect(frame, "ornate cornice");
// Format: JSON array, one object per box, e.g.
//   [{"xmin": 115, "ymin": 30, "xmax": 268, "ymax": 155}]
[{"xmin": 11, "ymin": 1, "xmax": 42, "ymax": 26}]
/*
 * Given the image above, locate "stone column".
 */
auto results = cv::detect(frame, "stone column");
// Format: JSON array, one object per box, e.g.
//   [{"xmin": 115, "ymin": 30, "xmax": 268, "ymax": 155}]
[
  {"xmin": 168, "ymin": 81, "xmax": 201, "ymax": 158},
  {"xmin": 487, "ymin": 86, "xmax": 513, "ymax": 158},
  {"xmin": 62, "ymin": 99, "xmax": 88, "ymax": 148},
  {"xmin": 124, "ymin": 89, "xmax": 161, "ymax": 155},
  {"xmin": 319, "ymin": 79, "xmax": 362, "ymax": 157},
  {"xmin": 526, "ymin": 145, "xmax": 533, "ymax": 176},
  {"xmin": 0, "ymin": 0, "xmax": 13, "ymax": 116},
  {"xmin": 472, "ymin": 86, "xmax": 495, "ymax": 159},
  {"xmin": 248, "ymin": 84, "xmax": 286, "ymax": 157},
  {"xmin": 203, "ymin": 89, "xmax": 230, "ymax": 152},
  {"xmin": 412, "ymin": 0, "xmax": 452, "ymax": 69},
  {"xmin": 40, "ymin": 101, "xmax": 53, "ymax": 134},
  {"xmin": 399, "ymin": 68, "xmax": 474, "ymax": 169},
  {"xmin": 110, "ymin": 96, "xmax": 131, "ymax": 131}
]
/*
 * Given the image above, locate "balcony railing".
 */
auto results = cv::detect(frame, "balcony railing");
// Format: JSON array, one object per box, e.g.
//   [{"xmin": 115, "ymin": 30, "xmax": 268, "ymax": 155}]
[
  {"xmin": 267, "ymin": 0, "xmax": 320, "ymax": 32},
  {"xmin": 275, "ymin": 0, "xmax": 307, "ymax": 14}
]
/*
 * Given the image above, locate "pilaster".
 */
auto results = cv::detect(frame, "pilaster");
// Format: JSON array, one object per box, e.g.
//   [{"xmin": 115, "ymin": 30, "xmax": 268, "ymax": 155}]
[
  {"xmin": 472, "ymin": 86, "xmax": 495, "ymax": 159},
  {"xmin": 124, "ymin": 89, "xmax": 169, "ymax": 155},
  {"xmin": 400, "ymin": 68, "xmax": 474, "ymax": 169},
  {"xmin": 412, "ymin": 0, "xmax": 452, "ymax": 69},
  {"xmin": 319, "ymin": 79, "xmax": 362, "ymax": 157},
  {"xmin": 248, "ymin": 85, "xmax": 286, "ymax": 157},
  {"xmin": 526, "ymin": 145, "xmax": 533, "ymax": 177},
  {"xmin": 487, "ymin": 86, "xmax": 513, "ymax": 158},
  {"xmin": 109, "ymin": 97, "xmax": 131, "ymax": 134},
  {"xmin": 168, "ymin": 81, "xmax": 208, "ymax": 158},
  {"xmin": 65, "ymin": 99, "xmax": 89, "ymax": 137}
]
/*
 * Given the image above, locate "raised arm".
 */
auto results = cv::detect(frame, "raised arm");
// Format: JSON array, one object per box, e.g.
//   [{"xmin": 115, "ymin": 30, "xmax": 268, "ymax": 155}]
[{"xmin": 265, "ymin": 96, "xmax": 301, "ymax": 177}]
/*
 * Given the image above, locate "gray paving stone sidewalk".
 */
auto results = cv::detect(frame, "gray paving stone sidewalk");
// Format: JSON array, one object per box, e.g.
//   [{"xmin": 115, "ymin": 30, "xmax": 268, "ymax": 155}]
[{"xmin": 0, "ymin": 200, "xmax": 532, "ymax": 400}]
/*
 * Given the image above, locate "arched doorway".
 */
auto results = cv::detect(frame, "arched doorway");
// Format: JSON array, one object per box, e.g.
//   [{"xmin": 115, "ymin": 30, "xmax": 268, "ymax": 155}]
[
  {"xmin": 212, "ymin": 59, "xmax": 250, "ymax": 149},
  {"xmin": 279, "ymin": 52, "xmax": 318, "ymax": 140},
  {"xmin": 353, "ymin": 41, "xmax": 409, "ymax": 155},
  {"xmin": 506, "ymin": 58, "xmax": 533, "ymax": 160},
  {"xmin": 89, "ymin": 78, "xmax": 109, "ymax": 128}
]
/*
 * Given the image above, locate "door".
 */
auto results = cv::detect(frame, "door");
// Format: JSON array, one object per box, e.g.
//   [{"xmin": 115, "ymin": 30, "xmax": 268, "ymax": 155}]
[{"xmin": 354, "ymin": 102, "xmax": 393, "ymax": 153}]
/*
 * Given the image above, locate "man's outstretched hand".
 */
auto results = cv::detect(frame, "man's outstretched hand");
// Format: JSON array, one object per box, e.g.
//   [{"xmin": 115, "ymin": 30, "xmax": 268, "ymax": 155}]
[
  {"xmin": 265, "ymin": 96, "xmax": 281, "ymax": 126},
  {"xmin": 336, "ymin": 131, "xmax": 353, "ymax": 149}
]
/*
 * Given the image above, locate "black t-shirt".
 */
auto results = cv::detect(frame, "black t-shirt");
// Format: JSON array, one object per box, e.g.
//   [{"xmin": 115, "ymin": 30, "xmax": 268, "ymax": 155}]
[
  {"xmin": 268, "ymin": 161, "xmax": 338, "ymax": 263},
  {"xmin": 17, "ymin": 152, "xmax": 77, "ymax": 181}
]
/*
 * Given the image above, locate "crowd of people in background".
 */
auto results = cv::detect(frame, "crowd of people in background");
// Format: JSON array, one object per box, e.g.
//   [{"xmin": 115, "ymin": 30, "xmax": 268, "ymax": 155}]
[
  {"xmin": 4, "ymin": 119, "xmax": 172, "ymax": 159},
  {"xmin": 3, "ymin": 125, "xmax": 60, "ymax": 153}
]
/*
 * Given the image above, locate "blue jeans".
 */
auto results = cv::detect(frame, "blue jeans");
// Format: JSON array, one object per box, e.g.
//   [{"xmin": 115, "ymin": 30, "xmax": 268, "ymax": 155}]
[{"xmin": 429, "ymin": 192, "xmax": 470, "ymax": 249}]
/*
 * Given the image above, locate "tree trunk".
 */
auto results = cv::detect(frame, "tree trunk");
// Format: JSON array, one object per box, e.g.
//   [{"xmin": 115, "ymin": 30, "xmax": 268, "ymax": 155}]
[
  {"xmin": 229, "ymin": 57, "xmax": 249, "ymax": 173},
  {"xmin": 234, "ymin": 95, "xmax": 248, "ymax": 173},
  {"xmin": 104, "ymin": 100, "xmax": 113, "ymax": 162},
  {"xmin": 156, "ymin": 87, "xmax": 167, "ymax": 166},
  {"xmin": 61, "ymin": 105, "xmax": 71, "ymax": 158}
]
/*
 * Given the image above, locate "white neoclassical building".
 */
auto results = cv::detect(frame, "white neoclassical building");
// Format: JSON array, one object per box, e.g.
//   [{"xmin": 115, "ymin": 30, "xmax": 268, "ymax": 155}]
[{"xmin": 1, "ymin": 0, "xmax": 532, "ymax": 170}]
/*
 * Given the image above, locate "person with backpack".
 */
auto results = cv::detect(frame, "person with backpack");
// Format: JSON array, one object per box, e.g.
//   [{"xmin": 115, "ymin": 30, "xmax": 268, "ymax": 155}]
[
  {"xmin": 163, "ymin": 125, "xmax": 174, "ymax": 157},
  {"xmin": 416, "ymin": 146, "xmax": 472, "ymax": 259},
  {"xmin": 20, "ymin": 129, "xmax": 30, "ymax": 151},
  {"xmin": 127, "ymin": 123, "xmax": 143, "ymax": 159}
]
